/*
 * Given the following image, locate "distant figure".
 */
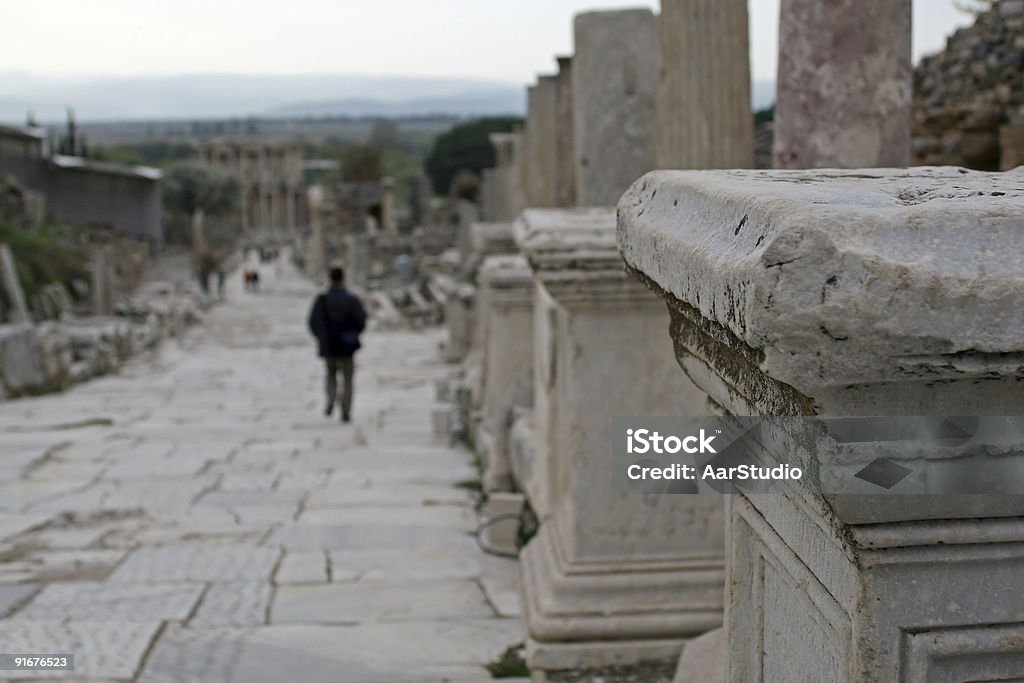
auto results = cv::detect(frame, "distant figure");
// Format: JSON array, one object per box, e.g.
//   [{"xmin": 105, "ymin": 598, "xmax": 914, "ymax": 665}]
[{"xmin": 308, "ymin": 267, "xmax": 367, "ymax": 422}]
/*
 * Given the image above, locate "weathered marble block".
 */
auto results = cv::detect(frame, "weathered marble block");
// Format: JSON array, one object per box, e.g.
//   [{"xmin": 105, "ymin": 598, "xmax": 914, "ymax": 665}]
[
  {"xmin": 476, "ymin": 255, "xmax": 534, "ymax": 493},
  {"xmin": 514, "ymin": 208, "xmax": 722, "ymax": 673},
  {"xmin": 618, "ymin": 167, "xmax": 1024, "ymax": 682},
  {"xmin": 572, "ymin": 10, "xmax": 659, "ymax": 206}
]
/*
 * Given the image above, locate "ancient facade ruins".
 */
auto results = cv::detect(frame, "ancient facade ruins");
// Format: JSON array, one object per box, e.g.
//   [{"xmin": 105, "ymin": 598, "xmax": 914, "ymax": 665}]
[
  {"xmin": 442, "ymin": 0, "xmax": 1024, "ymax": 680},
  {"xmin": 194, "ymin": 140, "xmax": 305, "ymax": 234}
]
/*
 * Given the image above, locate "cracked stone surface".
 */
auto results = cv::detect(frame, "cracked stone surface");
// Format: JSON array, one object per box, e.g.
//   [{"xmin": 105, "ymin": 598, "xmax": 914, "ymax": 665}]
[{"xmin": 0, "ymin": 260, "xmax": 522, "ymax": 681}]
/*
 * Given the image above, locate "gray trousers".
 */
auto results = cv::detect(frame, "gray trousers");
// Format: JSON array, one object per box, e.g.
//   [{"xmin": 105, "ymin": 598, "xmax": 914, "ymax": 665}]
[{"xmin": 324, "ymin": 356, "xmax": 355, "ymax": 416}]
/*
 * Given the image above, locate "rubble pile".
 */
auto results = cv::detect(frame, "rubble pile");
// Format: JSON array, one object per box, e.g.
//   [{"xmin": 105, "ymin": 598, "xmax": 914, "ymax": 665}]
[{"xmin": 913, "ymin": 0, "xmax": 1024, "ymax": 169}]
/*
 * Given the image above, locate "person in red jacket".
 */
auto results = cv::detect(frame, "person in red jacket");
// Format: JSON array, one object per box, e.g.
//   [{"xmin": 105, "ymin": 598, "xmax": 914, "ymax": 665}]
[{"xmin": 307, "ymin": 267, "xmax": 367, "ymax": 422}]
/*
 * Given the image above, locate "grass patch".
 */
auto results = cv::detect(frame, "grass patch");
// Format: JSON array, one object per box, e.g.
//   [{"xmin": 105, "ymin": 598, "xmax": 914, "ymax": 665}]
[
  {"xmin": 486, "ymin": 644, "xmax": 529, "ymax": 678},
  {"xmin": 455, "ymin": 479, "xmax": 483, "ymax": 493},
  {"xmin": 0, "ymin": 221, "xmax": 89, "ymax": 303}
]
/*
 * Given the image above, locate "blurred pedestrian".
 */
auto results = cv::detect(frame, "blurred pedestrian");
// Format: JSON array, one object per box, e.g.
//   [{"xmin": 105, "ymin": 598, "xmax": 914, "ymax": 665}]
[{"xmin": 307, "ymin": 267, "xmax": 366, "ymax": 422}]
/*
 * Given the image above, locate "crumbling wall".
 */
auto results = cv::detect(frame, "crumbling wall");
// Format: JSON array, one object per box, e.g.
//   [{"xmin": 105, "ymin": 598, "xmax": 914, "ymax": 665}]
[{"xmin": 913, "ymin": 0, "xmax": 1024, "ymax": 169}]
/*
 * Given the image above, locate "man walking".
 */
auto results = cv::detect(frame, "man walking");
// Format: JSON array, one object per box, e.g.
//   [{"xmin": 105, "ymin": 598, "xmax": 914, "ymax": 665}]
[{"xmin": 308, "ymin": 267, "xmax": 367, "ymax": 422}]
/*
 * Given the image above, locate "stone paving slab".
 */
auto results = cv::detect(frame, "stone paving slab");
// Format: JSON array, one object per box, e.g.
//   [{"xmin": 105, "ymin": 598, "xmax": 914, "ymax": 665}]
[
  {"xmin": 189, "ymin": 581, "xmax": 271, "ymax": 626},
  {"xmin": 305, "ymin": 483, "xmax": 471, "ymax": 509},
  {"xmin": 15, "ymin": 581, "xmax": 203, "ymax": 621},
  {"xmin": 0, "ymin": 619, "xmax": 161, "ymax": 679},
  {"xmin": 0, "ymin": 584, "xmax": 38, "ymax": 617},
  {"xmin": 0, "ymin": 549, "xmax": 126, "ymax": 584},
  {"xmin": 275, "ymin": 551, "xmax": 328, "ymax": 585},
  {"xmin": 139, "ymin": 620, "xmax": 522, "ymax": 683},
  {"xmin": 328, "ymin": 544, "xmax": 484, "ymax": 582},
  {"xmin": 110, "ymin": 543, "xmax": 280, "ymax": 583},
  {"xmin": 271, "ymin": 579, "xmax": 494, "ymax": 624},
  {"xmin": 268, "ymin": 522, "xmax": 472, "ymax": 551},
  {"xmin": 297, "ymin": 504, "xmax": 476, "ymax": 528}
]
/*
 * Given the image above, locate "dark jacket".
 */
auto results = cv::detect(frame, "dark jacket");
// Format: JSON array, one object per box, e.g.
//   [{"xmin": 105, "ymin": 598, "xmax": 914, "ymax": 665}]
[{"xmin": 308, "ymin": 285, "xmax": 367, "ymax": 358}]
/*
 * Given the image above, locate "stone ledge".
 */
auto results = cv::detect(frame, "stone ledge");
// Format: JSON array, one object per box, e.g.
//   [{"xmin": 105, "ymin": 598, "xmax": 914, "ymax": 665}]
[
  {"xmin": 617, "ymin": 167, "xmax": 1024, "ymax": 394},
  {"xmin": 514, "ymin": 208, "xmax": 621, "ymax": 272}
]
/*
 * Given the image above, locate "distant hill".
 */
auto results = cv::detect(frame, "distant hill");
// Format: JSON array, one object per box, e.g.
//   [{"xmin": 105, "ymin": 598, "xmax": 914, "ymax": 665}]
[
  {"xmin": 0, "ymin": 73, "xmax": 527, "ymax": 122},
  {"xmin": 0, "ymin": 71, "xmax": 775, "ymax": 123},
  {"xmin": 264, "ymin": 90, "xmax": 526, "ymax": 118}
]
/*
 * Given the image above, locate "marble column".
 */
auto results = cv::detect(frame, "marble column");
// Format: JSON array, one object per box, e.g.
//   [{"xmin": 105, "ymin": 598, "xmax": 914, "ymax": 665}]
[
  {"xmin": 656, "ymin": 0, "xmax": 754, "ymax": 169},
  {"xmin": 619, "ymin": 167, "xmax": 1024, "ymax": 682},
  {"xmin": 380, "ymin": 176, "xmax": 396, "ymax": 231},
  {"xmin": 554, "ymin": 56, "xmax": 576, "ymax": 208},
  {"xmin": 514, "ymin": 208, "xmax": 722, "ymax": 674},
  {"xmin": 285, "ymin": 186, "xmax": 296, "ymax": 231},
  {"xmin": 774, "ymin": 0, "xmax": 912, "ymax": 169},
  {"xmin": 306, "ymin": 186, "xmax": 326, "ymax": 279},
  {"xmin": 572, "ymin": 10, "xmax": 659, "ymax": 206},
  {"xmin": 490, "ymin": 132, "xmax": 526, "ymax": 221},
  {"xmin": 480, "ymin": 168, "xmax": 497, "ymax": 222},
  {"xmin": 525, "ymin": 76, "xmax": 559, "ymax": 208}
]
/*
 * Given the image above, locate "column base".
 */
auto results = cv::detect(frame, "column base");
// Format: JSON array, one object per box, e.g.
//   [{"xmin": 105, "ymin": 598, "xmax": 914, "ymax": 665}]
[{"xmin": 520, "ymin": 523, "xmax": 723, "ymax": 667}]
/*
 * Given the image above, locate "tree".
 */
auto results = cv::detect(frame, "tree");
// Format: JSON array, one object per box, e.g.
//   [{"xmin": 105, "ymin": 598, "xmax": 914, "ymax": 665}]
[
  {"xmin": 162, "ymin": 163, "xmax": 239, "ymax": 289},
  {"xmin": 954, "ymin": 0, "xmax": 994, "ymax": 13},
  {"xmin": 424, "ymin": 117, "xmax": 522, "ymax": 196}
]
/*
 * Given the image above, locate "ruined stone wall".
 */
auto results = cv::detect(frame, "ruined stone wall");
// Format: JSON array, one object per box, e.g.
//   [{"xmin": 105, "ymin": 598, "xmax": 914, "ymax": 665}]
[{"xmin": 914, "ymin": 0, "xmax": 1024, "ymax": 169}]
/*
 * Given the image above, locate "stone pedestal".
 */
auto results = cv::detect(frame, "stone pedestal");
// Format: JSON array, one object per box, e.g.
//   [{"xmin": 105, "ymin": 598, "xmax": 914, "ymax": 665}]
[
  {"xmin": 619, "ymin": 167, "xmax": 1024, "ymax": 682},
  {"xmin": 572, "ymin": 10, "xmax": 659, "ymax": 206},
  {"xmin": 656, "ymin": 0, "xmax": 754, "ymax": 170},
  {"xmin": 774, "ymin": 0, "xmax": 912, "ymax": 169},
  {"xmin": 476, "ymin": 255, "xmax": 534, "ymax": 493},
  {"xmin": 514, "ymin": 208, "xmax": 722, "ymax": 674}
]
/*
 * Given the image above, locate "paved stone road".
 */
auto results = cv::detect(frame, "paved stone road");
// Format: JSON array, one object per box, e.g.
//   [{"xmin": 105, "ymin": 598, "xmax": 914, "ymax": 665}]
[{"xmin": 0, "ymin": 262, "xmax": 523, "ymax": 682}]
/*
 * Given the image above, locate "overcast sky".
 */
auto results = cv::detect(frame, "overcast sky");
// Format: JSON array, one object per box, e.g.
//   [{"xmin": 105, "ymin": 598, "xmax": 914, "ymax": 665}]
[{"xmin": 1, "ymin": 0, "xmax": 973, "ymax": 84}]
